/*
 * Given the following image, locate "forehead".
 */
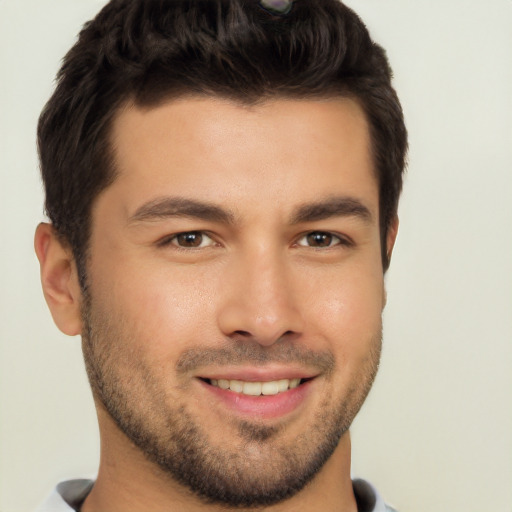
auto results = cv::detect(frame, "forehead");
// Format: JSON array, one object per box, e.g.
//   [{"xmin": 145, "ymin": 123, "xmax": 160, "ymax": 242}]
[{"xmin": 106, "ymin": 96, "xmax": 377, "ymax": 220}]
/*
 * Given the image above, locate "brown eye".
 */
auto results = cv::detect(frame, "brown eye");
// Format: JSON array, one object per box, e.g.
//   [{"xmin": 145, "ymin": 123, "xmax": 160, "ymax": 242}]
[
  {"xmin": 157, "ymin": 231, "xmax": 217, "ymax": 250},
  {"xmin": 306, "ymin": 232, "xmax": 335, "ymax": 247},
  {"xmin": 174, "ymin": 232, "xmax": 206, "ymax": 247},
  {"xmin": 296, "ymin": 231, "xmax": 346, "ymax": 248}
]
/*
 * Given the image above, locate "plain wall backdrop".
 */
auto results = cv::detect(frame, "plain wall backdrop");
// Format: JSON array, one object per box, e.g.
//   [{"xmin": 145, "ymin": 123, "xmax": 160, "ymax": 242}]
[{"xmin": 1, "ymin": 1, "xmax": 511, "ymax": 511}]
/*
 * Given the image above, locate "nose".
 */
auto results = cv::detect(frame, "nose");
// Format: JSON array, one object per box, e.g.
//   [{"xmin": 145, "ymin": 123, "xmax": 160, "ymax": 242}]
[{"xmin": 217, "ymin": 248, "xmax": 304, "ymax": 347}]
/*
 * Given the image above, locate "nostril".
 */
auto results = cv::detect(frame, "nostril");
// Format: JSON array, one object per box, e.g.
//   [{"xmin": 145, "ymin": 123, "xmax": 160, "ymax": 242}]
[{"xmin": 233, "ymin": 330, "xmax": 251, "ymax": 337}]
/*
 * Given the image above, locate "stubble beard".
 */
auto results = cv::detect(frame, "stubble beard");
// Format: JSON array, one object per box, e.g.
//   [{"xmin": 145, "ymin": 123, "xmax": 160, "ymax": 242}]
[{"xmin": 81, "ymin": 290, "xmax": 382, "ymax": 508}]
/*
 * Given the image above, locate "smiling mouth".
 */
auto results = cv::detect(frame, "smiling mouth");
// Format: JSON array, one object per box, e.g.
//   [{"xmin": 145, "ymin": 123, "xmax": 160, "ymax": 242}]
[{"xmin": 202, "ymin": 378, "xmax": 311, "ymax": 396}]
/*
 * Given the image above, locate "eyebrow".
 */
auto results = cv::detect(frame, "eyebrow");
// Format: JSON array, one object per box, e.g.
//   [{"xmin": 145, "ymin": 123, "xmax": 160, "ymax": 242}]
[
  {"xmin": 128, "ymin": 197, "xmax": 235, "ymax": 224},
  {"xmin": 128, "ymin": 195, "xmax": 373, "ymax": 226},
  {"xmin": 290, "ymin": 196, "xmax": 373, "ymax": 224}
]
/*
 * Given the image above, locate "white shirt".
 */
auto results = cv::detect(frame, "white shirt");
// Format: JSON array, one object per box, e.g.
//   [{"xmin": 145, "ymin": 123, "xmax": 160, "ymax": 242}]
[{"xmin": 35, "ymin": 478, "xmax": 398, "ymax": 511}]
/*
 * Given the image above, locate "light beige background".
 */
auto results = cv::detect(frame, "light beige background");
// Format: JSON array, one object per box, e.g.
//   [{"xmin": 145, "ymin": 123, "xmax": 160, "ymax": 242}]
[{"xmin": 1, "ymin": 1, "xmax": 511, "ymax": 511}]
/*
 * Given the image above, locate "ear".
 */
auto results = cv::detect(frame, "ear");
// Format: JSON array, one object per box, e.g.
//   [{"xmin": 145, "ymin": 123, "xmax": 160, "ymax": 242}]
[
  {"xmin": 34, "ymin": 223, "xmax": 83, "ymax": 336},
  {"xmin": 382, "ymin": 216, "xmax": 399, "ymax": 308},
  {"xmin": 386, "ymin": 215, "xmax": 399, "ymax": 264}
]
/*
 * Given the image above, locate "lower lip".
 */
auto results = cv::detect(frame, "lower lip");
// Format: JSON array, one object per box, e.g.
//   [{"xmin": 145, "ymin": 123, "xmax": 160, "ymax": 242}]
[{"xmin": 198, "ymin": 379, "xmax": 314, "ymax": 420}]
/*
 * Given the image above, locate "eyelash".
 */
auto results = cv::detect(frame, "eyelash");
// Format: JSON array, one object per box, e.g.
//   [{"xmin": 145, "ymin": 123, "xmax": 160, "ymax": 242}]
[{"xmin": 157, "ymin": 230, "xmax": 353, "ymax": 250}]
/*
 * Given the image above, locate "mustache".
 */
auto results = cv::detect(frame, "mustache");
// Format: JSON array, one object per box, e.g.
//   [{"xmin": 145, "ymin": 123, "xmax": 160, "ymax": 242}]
[{"xmin": 176, "ymin": 341, "xmax": 335, "ymax": 376}]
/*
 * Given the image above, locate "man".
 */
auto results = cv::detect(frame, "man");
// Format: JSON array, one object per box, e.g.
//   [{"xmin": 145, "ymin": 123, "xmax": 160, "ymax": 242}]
[{"xmin": 34, "ymin": 0, "xmax": 407, "ymax": 510}]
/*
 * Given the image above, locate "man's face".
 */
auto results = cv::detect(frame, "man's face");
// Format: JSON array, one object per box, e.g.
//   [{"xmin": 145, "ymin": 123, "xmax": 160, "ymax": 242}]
[{"xmin": 82, "ymin": 97, "xmax": 388, "ymax": 507}]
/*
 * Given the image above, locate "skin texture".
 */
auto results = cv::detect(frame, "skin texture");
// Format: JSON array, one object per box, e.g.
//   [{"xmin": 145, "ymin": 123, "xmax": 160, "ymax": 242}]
[{"xmin": 35, "ymin": 97, "xmax": 398, "ymax": 512}]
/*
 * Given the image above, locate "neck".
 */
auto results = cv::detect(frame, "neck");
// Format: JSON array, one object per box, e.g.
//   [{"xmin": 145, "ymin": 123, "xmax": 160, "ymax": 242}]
[{"xmin": 82, "ymin": 408, "xmax": 358, "ymax": 512}]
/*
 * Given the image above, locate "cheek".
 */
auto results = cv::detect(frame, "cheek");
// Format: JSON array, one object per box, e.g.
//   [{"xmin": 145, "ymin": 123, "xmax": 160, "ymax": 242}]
[
  {"xmin": 303, "ymin": 262, "xmax": 384, "ymax": 352},
  {"xmin": 92, "ymin": 259, "xmax": 222, "ymax": 355}
]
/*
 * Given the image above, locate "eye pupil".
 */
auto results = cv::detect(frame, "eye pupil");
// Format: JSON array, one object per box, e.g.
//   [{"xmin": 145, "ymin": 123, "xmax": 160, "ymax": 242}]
[
  {"xmin": 307, "ymin": 232, "xmax": 332, "ymax": 247},
  {"xmin": 177, "ymin": 232, "xmax": 202, "ymax": 247}
]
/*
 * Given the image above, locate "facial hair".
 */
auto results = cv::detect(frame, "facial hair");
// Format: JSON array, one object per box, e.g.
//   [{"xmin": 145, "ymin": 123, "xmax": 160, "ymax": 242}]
[{"xmin": 81, "ymin": 290, "xmax": 382, "ymax": 508}]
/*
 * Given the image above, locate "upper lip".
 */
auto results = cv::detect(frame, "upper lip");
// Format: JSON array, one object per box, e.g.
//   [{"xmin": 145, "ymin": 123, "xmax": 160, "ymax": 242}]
[{"xmin": 197, "ymin": 366, "xmax": 319, "ymax": 382}]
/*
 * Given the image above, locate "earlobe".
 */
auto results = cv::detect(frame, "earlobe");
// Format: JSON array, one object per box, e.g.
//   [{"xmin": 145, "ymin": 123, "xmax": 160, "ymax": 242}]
[{"xmin": 34, "ymin": 223, "xmax": 83, "ymax": 336}]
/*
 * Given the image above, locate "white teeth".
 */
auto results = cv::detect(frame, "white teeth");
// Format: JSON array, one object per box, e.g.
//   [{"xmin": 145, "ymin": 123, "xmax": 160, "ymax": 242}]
[
  {"xmin": 277, "ymin": 379, "xmax": 289, "ymax": 392},
  {"xmin": 261, "ymin": 381, "xmax": 279, "ymax": 395},
  {"xmin": 243, "ymin": 382, "xmax": 262, "ymax": 396},
  {"xmin": 230, "ymin": 380, "xmax": 244, "ymax": 393},
  {"xmin": 289, "ymin": 378, "xmax": 301, "ymax": 389},
  {"xmin": 208, "ymin": 378, "xmax": 303, "ymax": 395},
  {"xmin": 217, "ymin": 379, "xmax": 230, "ymax": 390}
]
